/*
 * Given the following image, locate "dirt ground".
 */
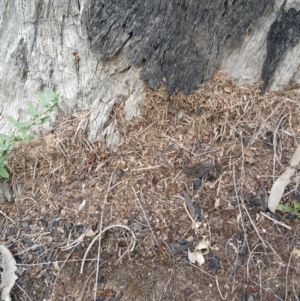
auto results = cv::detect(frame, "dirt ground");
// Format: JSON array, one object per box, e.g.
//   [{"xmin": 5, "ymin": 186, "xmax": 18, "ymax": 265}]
[{"xmin": 1, "ymin": 71, "xmax": 300, "ymax": 301}]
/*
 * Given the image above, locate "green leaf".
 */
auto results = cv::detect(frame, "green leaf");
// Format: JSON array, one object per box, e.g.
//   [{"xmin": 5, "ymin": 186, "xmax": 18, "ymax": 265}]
[
  {"xmin": 0, "ymin": 134, "xmax": 11, "ymax": 141},
  {"xmin": 37, "ymin": 92, "xmax": 49, "ymax": 107},
  {"xmin": 276, "ymin": 204, "xmax": 293, "ymax": 212},
  {"xmin": 6, "ymin": 116, "xmax": 19, "ymax": 126},
  {"xmin": 27, "ymin": 102, "xmax": 42, "ymax": 117},
  {"xmin": 27, "ymin": 102, "xmax": 36, "ymax": 111},
  {"xmin": 0, "ymin": 166, "xmax": 9, "ymax": 178},
  {"xmin": 38, "ymin": 116, "xmax": 50, "ymax": 124},
  {"xmin": 45, "ymin": 88, "xmax": 56, "ymax": 100},
  {"xmin": 16, "ymin": 121, "xmax": 33, "ymax": 129},
  {"xmin": 0, "ymin": 141, "xmax": 10, "ymax": 151},
  {"xmin": 293, "ymin": 201, "xmax": 300, "ymax": 210},
  {"xmin": 7, "ymin": 117, "xmax": 32, "ymax": 130},
  {"xmin": 16, "ymin": 131, "xmax": 35, "ymax": 141}
]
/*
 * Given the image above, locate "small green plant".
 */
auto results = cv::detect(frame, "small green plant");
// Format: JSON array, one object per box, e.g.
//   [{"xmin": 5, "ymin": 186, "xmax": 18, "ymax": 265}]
[
  {"xmin": 0, "ymin": 88, "xmax": 60, "ymax": 178},
  {"xmin": 276, "ymin": 201, "xmax": 300, "ymax": 218}
]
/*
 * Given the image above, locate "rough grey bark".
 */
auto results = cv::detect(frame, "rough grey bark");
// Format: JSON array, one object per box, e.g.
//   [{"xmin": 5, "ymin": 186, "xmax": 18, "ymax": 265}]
[
  {"xmin": 1, "ymin": 0, "xmax": 300, "ymax": 201},
  {"xmin": 1, "ymin": 0, "xmax": 300, "ymax": 141},
  {"xmin": 90, "ymin": 0, "xmax": 273, "ymax": 95},
  {"xmin": 0, "ymin": 0, "xmax": 145, "ymax": 146},
  {"xmin": 90, "ymin": 0, "xmax": 300, "ymax": 95}
]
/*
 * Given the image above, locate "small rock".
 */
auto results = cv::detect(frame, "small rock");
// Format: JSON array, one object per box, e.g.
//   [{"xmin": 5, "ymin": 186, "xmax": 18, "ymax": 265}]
[
  {"xmin": 22, "ymin": 237, "xmax": 33, "ymax": 247},
  {"xmin": 64, "ymin": 222, "xmax": 73, "ymax": 231},
  {"xmin": 41, "ymin": 220, "xmax": 48, "ymax": 228},
  {"xmin": 183, "ymin": 287, "xmax": 193, "ymax": 295},
  {"xmin": 236, "ymin": 258, "xmax": 243, "ymax": 266},
  {"xmin": 35, "ymin": 246, "xmax": 45, "ymax": 254},
  {"xmin": 48, "ymin": 220, "xmax": 59, "ymax": 228},
  {"xmin": 208, "ymin": 257, "xmax": 220, "ymax": 274},
  {"xmin": 21, "ymin": 222, "xmax": 31, "ymax": 233},
  {"xmin": 133, "ymin": 224, "xmax": 142, "ymax": 231},
  {"xmin": 75, "ymin": 225, "xmax": 84, "ymax": 234},
  {"xmin": 7, "ymin": 226, "xmax": 17, "ymax": 236},
  {"xmin": 169, "ymin": 243, "xmax": 179, "ymax": 252}
]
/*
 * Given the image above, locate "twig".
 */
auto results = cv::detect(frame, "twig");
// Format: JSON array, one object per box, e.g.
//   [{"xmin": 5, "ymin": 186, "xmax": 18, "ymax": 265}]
[
  {"xmin": 0, "ymin": 210, "xmax": 16, "ymax": 224},
  {"xmin": 272, "ymin": 113, "xmax": 289, "ymax": 181},
  {"xmin": 101, "ymin": 170, "xmax": 114, "ymax": 210},
  {"xmin": 215, "ymin": 277, "xmax": 228, "ymax": 300},
  {"xmin": 15, "ymin": 282, "xmax": 34, "ymax": 301},
  {"xmin": 80, "ymin": 224, "xmax": 136, "ymax": 274},
  {"xmin": 260, "ymin": 212, "xmax": 291, "ymax": 230},
  {"xmin": 232, "ymin": 164, "xmax": 250, "ymax": 252},
  {"xmin": 158, "ymin": 270, "xmax": 173, "ymax": 301},
  {"xmin": 180, "ymin": 191, "xmax": 197, "ymax": 220},
  {"xmin": 162, "ymin": 134, "xmax": 197, "ymax": 156},
  {"xmin": 135, "ymin": 122, "xmax": 155, "ymax": 137},
  {"xmin": 132, "ymin": 186, "xmax": 159, "ymax": 246},
  {"xmin": 285, "ymin": 226, "xmax": 298, "ymax": 300},
  {"xmin": 93, "ymin": 211, "xmax": 103, "ymax": 301},
  {"xmin": 131, "ymin": 164, "xmax": 163, "ymax": 172}
]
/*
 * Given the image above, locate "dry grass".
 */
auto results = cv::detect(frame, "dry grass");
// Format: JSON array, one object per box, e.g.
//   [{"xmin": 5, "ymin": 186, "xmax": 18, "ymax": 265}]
[{"xmin": 1, "ymin": 71, "xmax": 300, "ymax": 300}]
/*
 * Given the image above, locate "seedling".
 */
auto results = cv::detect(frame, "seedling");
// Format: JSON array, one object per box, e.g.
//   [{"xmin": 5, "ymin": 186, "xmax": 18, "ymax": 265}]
[
  {"xmin": 0, "ymin": 88, "xmax": 60, "ymax": 178},
  {"xmin": 276, "ymin": 201, "xmax": 300, "ymax": 219}
]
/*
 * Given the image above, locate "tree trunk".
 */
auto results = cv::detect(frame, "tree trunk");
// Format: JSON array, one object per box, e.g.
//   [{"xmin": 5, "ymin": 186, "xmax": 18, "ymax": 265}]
[{"xmin": 0, "ymin": 0, "xmax": 299, "ymax": 145}]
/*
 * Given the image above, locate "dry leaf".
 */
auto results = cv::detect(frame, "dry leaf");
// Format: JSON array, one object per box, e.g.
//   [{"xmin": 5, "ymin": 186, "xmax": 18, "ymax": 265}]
[
  {"xmin": 292, "ymin": 247, "xmax": 300, "ymax": 258},
  {"xmin": 53, "ymin": 261, "xmax": 60, "ymax": 271},
  {"xmin": 78, "ymin": 199, "xmax": 86, "ymax": 211},
  {"xmin": 214, "ymin": 198, "xmax": 220, "ymax": 208},
  {"xmin": 224, "ymin": 86, "xmax": 232, "ymax": 93},
  {"xmin": 268, "ymin": 144, "xmax": 300, "ymax": 213},
  {"xmin": 188, "ymin": 241, "xmax": 210, "ymax": 266},
  {"xmin": 85, "ymin": 229, "xmax": 96, "ymax": 237},
  {"xmin": 0, "ymin": 244, "xmax": 17, "ymax": 301}
]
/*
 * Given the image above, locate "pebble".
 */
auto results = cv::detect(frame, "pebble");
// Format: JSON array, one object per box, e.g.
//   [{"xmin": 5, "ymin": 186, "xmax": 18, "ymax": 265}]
[
  {"xmin": 133, "ymin": 224, "xmax": 142, "ymax": 231},
  {"xmin": 229, "ymin": 269, "xmax": 236, "ymax": 276},
  {"xmin": 21, "ymin": 222, "xmax": 31, "ymax": 233},
  {"xmin": 35, "ymin": 246, "xmax": 45, "ymax": 254},
  {"xmin": 48, "ymin": 220, "xmax": 59, "ymax": 228},
  {"xmin": 75, "ymin": 225, "xmax": 84, "ymax": 234},
  {"xmin": 22, "ymin": 237, "xmax": 33, "ymax": 247},
  {"xmin": 64, "ymin": 222, "xmax": 73, "ymax": 231},
  {"xmin": 7, "ymin": 226, "xmax": 17, "ymax": 236},
  {"xmin": 236, "ymin": 258, "xmax": 243, "ymax": 266}
]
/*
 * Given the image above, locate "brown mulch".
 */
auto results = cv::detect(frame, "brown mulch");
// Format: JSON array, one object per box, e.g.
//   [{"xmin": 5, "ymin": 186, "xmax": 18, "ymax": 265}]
[{"xmin": 1, "ymin": 71, "xmax": 300, "ymax": 300}]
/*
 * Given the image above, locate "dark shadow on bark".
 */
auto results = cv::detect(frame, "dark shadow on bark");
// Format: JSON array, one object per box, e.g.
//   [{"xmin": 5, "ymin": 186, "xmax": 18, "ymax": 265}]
[
  {"xmin": 89, "ymin": 0, "xmax": 273, "ymax": 95},
  {"xmin": 262, "ymin": 6, "xmax": 300, "ymax": 93}
]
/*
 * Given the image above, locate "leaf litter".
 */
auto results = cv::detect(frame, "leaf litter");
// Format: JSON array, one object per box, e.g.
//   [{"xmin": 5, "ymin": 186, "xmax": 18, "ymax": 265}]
[{"xmin": 0, "ymin": 71, "xmax": 300, "ymax": 300}]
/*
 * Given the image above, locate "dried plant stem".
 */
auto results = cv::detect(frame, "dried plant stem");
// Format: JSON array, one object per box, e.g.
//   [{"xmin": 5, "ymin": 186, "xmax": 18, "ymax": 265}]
[
  {"xmin": 260, "ymin": 212, "xmax": 291, "ymax": 230},
  {"xmin": 93, "ymin": 211, "xmax": 103, "ymax": 301},
  {"xmin": 80, "ymin": 224, "xmax": 136, "ymax": 274},
  {"xmin": 132, "ymin": 185, "xmax": 159, "ymax": 246}
]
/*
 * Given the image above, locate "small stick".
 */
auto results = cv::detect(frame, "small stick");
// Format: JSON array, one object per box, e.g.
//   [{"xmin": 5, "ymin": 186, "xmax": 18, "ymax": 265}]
[
  {"xmin": 93, "ymin": 211, "xmax": 103, "ymax": 301},
  {"xmin": 80, "ymin": 224, "xmax": 136, "ymax": 274},
  {"xmin": 131, "ymin": 164, "xmax": 163, "ymax": 172},
  {"xmin": 0, "ymin": 210, "xmax": 16, "ymax": 224},
  {"xmin": 132, "ymin": 186, "xmax": 159, "ymax": 246},
  {"xmin": 260, "ymin": 211, "xmax": 291, "ymax": 230}
]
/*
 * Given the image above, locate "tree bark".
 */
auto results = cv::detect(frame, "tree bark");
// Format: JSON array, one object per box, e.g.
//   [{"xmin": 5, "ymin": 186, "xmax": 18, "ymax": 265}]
[{"xmin": 0, "ymin": 0, "xmax": 299, "ymax": 147}]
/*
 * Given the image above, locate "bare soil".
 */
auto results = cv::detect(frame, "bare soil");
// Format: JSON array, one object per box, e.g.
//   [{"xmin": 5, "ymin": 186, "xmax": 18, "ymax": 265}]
[{"xmin": 1, "ymin": 71, "xmax": 300, "ymax": 301}]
